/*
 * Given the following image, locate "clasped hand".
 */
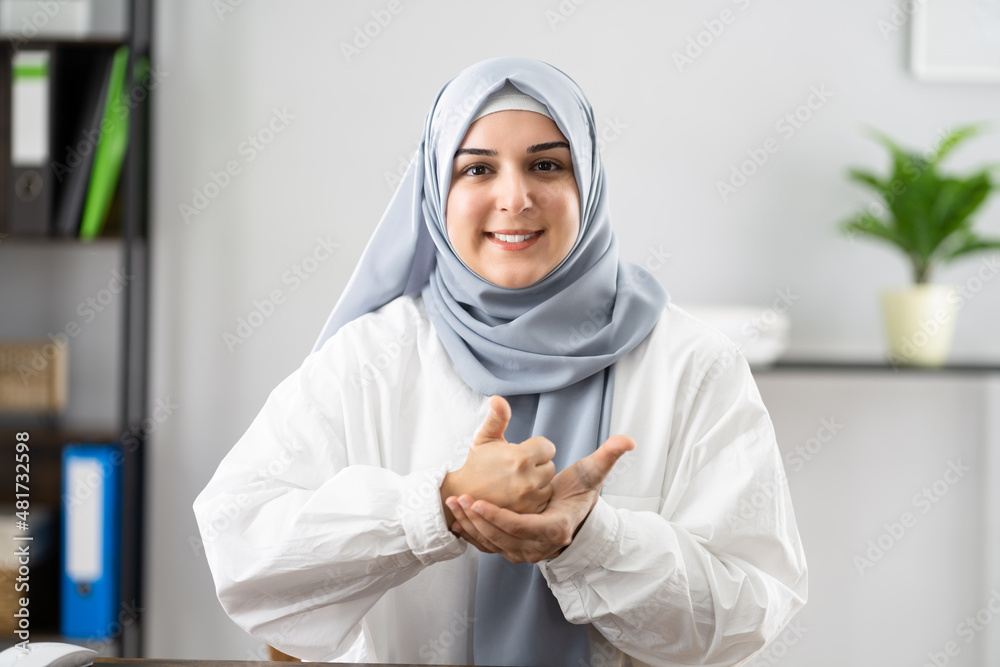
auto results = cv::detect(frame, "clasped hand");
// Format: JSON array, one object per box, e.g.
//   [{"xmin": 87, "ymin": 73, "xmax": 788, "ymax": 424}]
[{"xmin": 440, "ymin": 395, "xmax": 634, "ymax": 564}]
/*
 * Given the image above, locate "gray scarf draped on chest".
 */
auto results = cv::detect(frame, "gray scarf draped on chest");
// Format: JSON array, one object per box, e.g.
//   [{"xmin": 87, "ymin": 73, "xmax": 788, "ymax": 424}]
[{"xmin": 313, "ymin": 56, "xmax": 668, "ymax": 667}]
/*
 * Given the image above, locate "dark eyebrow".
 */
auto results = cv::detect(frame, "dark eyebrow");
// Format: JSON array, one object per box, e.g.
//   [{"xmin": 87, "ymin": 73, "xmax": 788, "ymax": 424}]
[
  {"xmin": 528, "ymin": 141, "xmax": 570, "ymax": 154},
  {"xmin": 454, "ymin": 148, "xmax": 497, "ymax": 157},
  {"xmin": 454, "ymin": 141, "xmax": 571, "ymax": 159}
]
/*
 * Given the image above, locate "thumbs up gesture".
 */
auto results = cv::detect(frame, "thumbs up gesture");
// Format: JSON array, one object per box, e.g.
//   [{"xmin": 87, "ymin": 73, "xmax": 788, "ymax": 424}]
[
  {"xmin": 440, "ymin": 396, "xmax": 556, "ymax": 528},
  {"xmin": 445, "ymin": 425, "xmax": 635, "ymax": 563}
]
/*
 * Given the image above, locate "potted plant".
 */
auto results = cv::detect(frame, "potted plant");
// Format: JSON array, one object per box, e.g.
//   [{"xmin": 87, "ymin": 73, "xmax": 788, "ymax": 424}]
[{"xmin": 841, "ymin": 124, "xmax": 1000, "ymax": 366}]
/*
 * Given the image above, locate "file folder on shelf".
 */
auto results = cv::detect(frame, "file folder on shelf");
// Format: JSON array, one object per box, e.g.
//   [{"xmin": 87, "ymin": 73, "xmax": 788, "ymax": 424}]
[
  {"xmin": 52, "ymin": 48, "xmax": 115, "ymax": 237},
  {"xmin": 8, "ymin": 49, "xmax": 52, "ymax": 235},
  {"xmin": 79, "ymin": 45, "xmax": 129, "ymax": 241},
  {"xmin": 0, "ymin": 47, "xmax": 9, "ymax": 233},
  {"xmin": 61, "ymin": 443, "xmax": 121, "ymax": 640}
]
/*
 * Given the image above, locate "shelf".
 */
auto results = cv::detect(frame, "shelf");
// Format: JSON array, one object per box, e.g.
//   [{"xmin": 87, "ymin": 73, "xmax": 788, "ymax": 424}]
[
  {"xmin": 0, "ymin": 37, "xmax": 130, "ymax": 48},
  {"xmin": 754, "ymin": 359, "xmax": 1000, "ymax": 374},
  {"xmin": 0, "ymin": 234, "xmax": 137, "ymax": 246},
  {"xmin": 0, "ymin": 0, "xmax": 151, "ymax": 655},
  {"xmin": 0, "ymin": 426, "xmax": 122, "ymax": 449}
]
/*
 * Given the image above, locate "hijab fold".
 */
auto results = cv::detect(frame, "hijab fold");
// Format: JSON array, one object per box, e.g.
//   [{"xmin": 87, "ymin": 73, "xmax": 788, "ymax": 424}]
[{"xmin": 311, "ymin": 57, "xmax": 668, "ymax": 667}]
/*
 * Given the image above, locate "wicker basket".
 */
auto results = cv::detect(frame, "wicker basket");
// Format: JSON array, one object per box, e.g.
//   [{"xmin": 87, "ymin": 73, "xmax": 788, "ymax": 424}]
[{"xmin": 0, "ymin": 341, "xmax": 67, "ymax": 413}]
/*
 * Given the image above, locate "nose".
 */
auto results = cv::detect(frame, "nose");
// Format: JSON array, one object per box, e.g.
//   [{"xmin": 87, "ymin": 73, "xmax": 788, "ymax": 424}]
[{"xmin": 495, "ymin": 169, "xmax": 532, "ymax": 215}]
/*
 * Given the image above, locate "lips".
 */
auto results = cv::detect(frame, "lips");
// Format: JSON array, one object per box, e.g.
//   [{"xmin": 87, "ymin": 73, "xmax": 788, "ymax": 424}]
[
  {"xmin": 492, "ymin": 232, "xmax": 537, "ymax": 243},
  {"xmin": 486, "ymin": 230, "xmax": 542, "ymax": 251}
]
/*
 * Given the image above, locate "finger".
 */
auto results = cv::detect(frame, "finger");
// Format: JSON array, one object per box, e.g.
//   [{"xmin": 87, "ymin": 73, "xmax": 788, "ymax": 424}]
[
  {"xmin": 578, "ymin": 435, "xmax": 636, "ymax": 488},
  {"xmin": 464, "ymin": 505, "xmax": 523, "ymax": 551},
  {"xmin": 449, "ymin": 498, "xmax": 498, "ymax": 551},
  {"xmin": 451, "ymin": 520, "xmax": 493, "ymax": 553},
  {"xmin": 469, "ymin": 499, "xmax": 548, "ymax": 541},
  {"xmin": 473, "ymin": 395, "xmax": 511, "ymax": 446},
  {"xmin": 537, "ymin": 460, "xmax": 556, "ymax": 486},
  {"xmin": 520, "ymin": 436, "xmax": 557, "ymax": 465}
]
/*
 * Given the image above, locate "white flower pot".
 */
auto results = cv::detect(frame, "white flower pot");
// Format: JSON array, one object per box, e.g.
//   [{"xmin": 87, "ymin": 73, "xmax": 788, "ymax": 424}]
[{"xmin": 881, "ymin": 284, "xmax": 958, "ymax": 367}]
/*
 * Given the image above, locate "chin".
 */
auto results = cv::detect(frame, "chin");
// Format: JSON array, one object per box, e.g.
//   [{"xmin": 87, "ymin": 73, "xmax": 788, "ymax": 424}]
[{"xmin": 486, "ymin": 268, "xmax": 545, "ymax": 289}]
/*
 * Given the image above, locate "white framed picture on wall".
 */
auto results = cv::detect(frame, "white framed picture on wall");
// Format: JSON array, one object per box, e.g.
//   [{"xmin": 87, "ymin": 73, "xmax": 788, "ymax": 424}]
[{"xmin": 911, "ymin": 0, "xmax": 1000, "ymax": 82}]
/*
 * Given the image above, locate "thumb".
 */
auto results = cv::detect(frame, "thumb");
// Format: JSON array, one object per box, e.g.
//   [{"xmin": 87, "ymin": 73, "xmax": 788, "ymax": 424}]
[
  {"xmin": 473, "ymin": 395, "xmax": 511, "ymax": 446},
  {"xmin": 579, "ymin": 435, "xmax": 635, "ymax": 488}
]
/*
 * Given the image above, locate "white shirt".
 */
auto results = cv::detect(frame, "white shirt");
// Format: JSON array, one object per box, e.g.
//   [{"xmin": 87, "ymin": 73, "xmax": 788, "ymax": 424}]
[{"xmin": 193, "ymin": 293, "xmax": 807, "ymax": 666}]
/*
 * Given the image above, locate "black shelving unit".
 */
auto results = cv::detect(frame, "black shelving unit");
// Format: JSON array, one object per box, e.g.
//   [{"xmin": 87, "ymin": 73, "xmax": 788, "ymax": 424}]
[{"xmin": 0, "ymin": 0, "xmax": 152, "ymax": 657}]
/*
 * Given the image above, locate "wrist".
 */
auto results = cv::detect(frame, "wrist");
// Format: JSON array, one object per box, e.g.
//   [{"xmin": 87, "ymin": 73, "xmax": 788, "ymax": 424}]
[
  {"xmin": 440, "ymin": 471, "xmax": 458, "ymax": 530},
  {"xmin": 552, "ymin": 508, "xmax": 591, "ymax": 558}
]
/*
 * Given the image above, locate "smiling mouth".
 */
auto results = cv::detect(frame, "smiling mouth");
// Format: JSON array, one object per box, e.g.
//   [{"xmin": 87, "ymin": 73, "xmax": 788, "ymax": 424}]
[
  {"xmin": 489, "ymin": 232, "xmax": 539, "ymax": 243},
  {"xmin": 486, "ymin": 230, "xmax": 543, "ymax": 251}
]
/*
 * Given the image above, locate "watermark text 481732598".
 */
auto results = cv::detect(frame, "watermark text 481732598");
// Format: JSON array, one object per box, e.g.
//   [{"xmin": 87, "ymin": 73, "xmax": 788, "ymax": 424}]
[{"xmin": 12, "ymin": 431, "xmax": 32, "ymax": 652}]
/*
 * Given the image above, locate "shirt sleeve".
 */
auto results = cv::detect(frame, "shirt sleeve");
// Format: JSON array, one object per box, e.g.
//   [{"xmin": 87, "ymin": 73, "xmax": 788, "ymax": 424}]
[
  {"xmin": 192, "ymin": 341, "xmax": 467, "ymax": 661},
  {"xmin": 539, "ymin": 347, "xmax": 808, "ymax": 667}
]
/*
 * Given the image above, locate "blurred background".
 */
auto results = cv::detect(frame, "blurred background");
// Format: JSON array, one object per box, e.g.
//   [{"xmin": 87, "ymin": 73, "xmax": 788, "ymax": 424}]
[{"xmin": 2, "ymin": 0, "xmax": 999, "ymax": 664}]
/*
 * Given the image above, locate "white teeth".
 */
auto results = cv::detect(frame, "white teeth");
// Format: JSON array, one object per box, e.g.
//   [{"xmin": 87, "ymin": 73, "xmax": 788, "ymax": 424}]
[{"xmin": 493, "ymin": 233, "xmax": 536, "ymax": 243}]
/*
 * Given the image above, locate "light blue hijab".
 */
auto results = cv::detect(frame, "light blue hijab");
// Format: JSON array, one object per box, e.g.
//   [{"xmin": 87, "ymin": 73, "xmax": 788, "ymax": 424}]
[{"xmin": 313, "ymin": 57, "xmax": 668, "ymax": 667}]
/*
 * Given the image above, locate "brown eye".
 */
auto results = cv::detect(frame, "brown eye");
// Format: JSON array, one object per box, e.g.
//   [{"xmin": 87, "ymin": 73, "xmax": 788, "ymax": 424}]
[
  {"xmin": 534, "ymin": 160, "xmax": 559, "ymax": 172},
  {"xmin": 462, "ymin": 164, "xmax": 489, "ymax": 176}
]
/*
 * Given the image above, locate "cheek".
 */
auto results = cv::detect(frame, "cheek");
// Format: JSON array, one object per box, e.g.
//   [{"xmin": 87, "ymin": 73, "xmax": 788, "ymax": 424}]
[
  {"xmin": 545, "ymin": 186, "xmax": 580, "ymax": 238},
  {"xmin": 445, "ymin": 189, "xmax": 486, "ymax": 240}
]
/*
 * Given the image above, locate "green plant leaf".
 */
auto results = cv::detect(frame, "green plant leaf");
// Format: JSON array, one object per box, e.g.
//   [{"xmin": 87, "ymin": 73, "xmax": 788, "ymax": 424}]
[
  {"xmin": 843, "ymin": 124, "xmax": 998, "ymax": 283},
  {"xmin": 847, "ymin": 168, "xmax": 886, "ymax": 194},
  {"xmin": 926, "ymin": 173, "xmax": 994, "ymax": 257},
  {"xmin": 842, "ymin": 212, "xmax": 909, "ymax": 251},
  {"xmin": 932, "ymin": 123, "xmax": 987, "ymax": 166},
  {"xmin": 941, "ymin": 233, "xmax": 1000, "ymax": 263}
]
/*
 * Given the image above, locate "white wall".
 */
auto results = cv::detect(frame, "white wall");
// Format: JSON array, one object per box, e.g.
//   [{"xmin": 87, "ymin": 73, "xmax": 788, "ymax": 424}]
[{"xmin": 148, "ymin": 0, "xmax": 1000, "ymax": 661}]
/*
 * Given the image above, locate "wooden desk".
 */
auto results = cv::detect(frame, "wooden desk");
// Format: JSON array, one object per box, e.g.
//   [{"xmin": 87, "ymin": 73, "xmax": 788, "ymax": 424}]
[{"xmin": 95, "ymin": 661, "xmax": 473, "ymax": 667}]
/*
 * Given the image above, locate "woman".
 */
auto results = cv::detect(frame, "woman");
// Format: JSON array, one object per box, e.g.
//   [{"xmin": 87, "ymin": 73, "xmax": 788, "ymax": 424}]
[{"xmin": 194, "ymin": 57, "xmax": 807, "ymax": 666}]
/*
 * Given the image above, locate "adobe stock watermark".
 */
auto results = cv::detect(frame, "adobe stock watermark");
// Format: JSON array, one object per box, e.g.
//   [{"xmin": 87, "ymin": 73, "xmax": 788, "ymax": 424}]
[
  {"xmin": 578, "ymin": 583, "xmax": 676, "ymax": 667},
  {"xmin": 920, "ymin": 589, "xmax": 1000, "ymax": 667},
  {"xmin": 418, "ymin": 609, "xmax": 472, "ymax": 663},
  {"xmin": 383, "ymin": 79, "xmax": 506, "ymax": 191},
  {"xmin": 844, "ymin": 125, "xmax": 952, "ymax": 245},
  {"xmin": 717, "ymin": 85, "xmax": 834, "ymax": 202},
  {"xmin": 15, "ymin": 267, "xmax": 133, "ymax": 383},
  {"xmin": 545, "ymin": 0, "xmax": 589, "ymax": 31},
  {"xmin": 745, "ymin": 620, "xmax": 808, "ymax": 666},
  {"xmin": 340, "ymin": 0, "xmax": 406, "ymax": 63},
  {"xmin": 726, "ymin": 468, "xmax": 788, "ymax": 534},
  {"xmin": 212, "ymin": 0, "xmax": 245, "ymax": 21},
  {"xmin": 52, "ymin": 64, "xmax": 168, "ymax": 186},
  {"xmin": 382, "ymin": 114, "xmax": 629, "ymax": 192},
  {"xmin": 191, "ymin": 437, "xmax": 308, "ymax": 556},
  {"xmin": 595, "ymin": 116, "xmax": 628, "ymax": 154},
  {"xmin": 727, "ymin": 417, "xmax": 842, "ymax": 534},
  {"xmin": 853, "ymin": 458, "xmax": 971, "ymax": 575},
  {"xmin": 687, "ymin": 287, "xmax": 800, "ymax": 396},
  {"xmin": 384, "ymin": 140, "xmax": 420, "ymax": 192},
  {"xmin": 6, "ymin": 0, "xmax": 72, "ymax": 49},
  {"xmin": 179, "ymin": 107, "xmax": 296, "ymax": 224},
  {"xmin": 785, "ymin": 417, "xmax": 844, "ymax": 473},
  {"xmin": 63, "ymin": 396, "xmax": 179, "ymax": 508},
  {"xmin": 885, "ymin": 254, "xmax": 1000, "ymax": 369},
  {"xmin": 554, "ymin": 244, "xmax": 671, "ymax": 354},
  {"xmin": 673, "ymin": 0, "xmax": 754, "ymax": 73},
  {"xmin": 85, "ymin": 600, "xmax": 143, "ymax": 650},
  {"xmin": 350, "ymin": 328, "xmax": 414, "ymax": 387},
  {"xmin": 877, "ymin": 0, "xmax": 929, "ymax": 39},
  {"xmin": 222, "ymin": 235, "xmax": 339, "ymax": 352}
]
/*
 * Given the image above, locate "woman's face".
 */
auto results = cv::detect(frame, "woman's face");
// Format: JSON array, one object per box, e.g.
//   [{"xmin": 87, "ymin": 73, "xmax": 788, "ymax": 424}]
[{"xmin": 446, "ymin": 110, "xmax": 580, "ymax": 289}]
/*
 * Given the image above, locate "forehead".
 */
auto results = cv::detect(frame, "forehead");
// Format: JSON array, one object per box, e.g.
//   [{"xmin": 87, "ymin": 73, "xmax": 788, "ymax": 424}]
[{"xmin": 457, "ymin": 110, "xmax": 569, "ymax": 148}]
